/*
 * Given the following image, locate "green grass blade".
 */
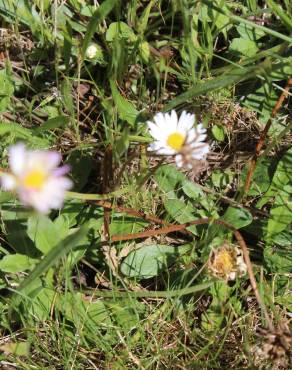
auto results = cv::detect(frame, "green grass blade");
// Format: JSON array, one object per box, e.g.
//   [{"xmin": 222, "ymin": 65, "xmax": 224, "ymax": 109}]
[
  {"xmin": 266, "ymin": 0, "xmax": 292, "ymax": 32},
  {"xmin": 163, "ymin": 65, "xmax": 257, "ymax": 111},
  {"xmin": 14, "ymin": 226, "xmax": 88, "ymax": 296},
  {"xmin": 201, "ymin": 0, "xmax": 292, "ymax": 43},
  {"xmin": 81, "ymin": 0, "xmax": 117, "ymax": 57}
]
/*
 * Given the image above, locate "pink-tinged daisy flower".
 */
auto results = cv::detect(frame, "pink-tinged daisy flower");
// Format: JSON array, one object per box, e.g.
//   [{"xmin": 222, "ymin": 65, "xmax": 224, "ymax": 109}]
[
  {"xmin": 0, "ymin": 143, "xmax": 73, "ymax": 213},
  {"xmin": 147, "ymin": 110, "xmax": 209, "ymax": 168}
]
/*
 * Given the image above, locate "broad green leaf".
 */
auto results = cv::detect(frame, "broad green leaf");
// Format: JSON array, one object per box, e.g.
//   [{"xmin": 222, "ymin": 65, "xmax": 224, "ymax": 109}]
[
  {"xmin": 27, "ymin": 215, "xmax": 69, "ymax": 254},
  {"xmin": 110, "ymin": 79, "xmax": 139, "ymax": 125},
  {"xmin": 211, "ymin": 169, "xmax": 234, "ymax": 189},
  {"xmin": 241, "ymin": 159, "xmax": 274, "ymax": 197},
  {"xmin": 221, "ymin": 207, "xmax": 253, "ymax": 229},
  {"xmin": 25, "ymin": 279, "xmax": 56, "ymax": 321},
  {"xmin": 15, "ymin": 226, "xmax": 88, "ymax": 297},
  {"xmin": 60, "ymin": 292, "xmax": 111, "ymax": 332},
  {"xmin": 211, "ymin": 125, "xmax": 225, "ymax": 141},
  {"xmin": 164, "ymin": 198, "xmax": 198, "ymax": 235},
  {"xmin": 229, "ymin": 38, "xmax": 258, "ymax": 57},
  {"xmin": 265, "ymin": 185, "xmax": 292, "ymax": 242},
  {"xmin": 264, "ymin": 245, "xmax": 292, "ymax": 273},
  {"xmin": 0, "ymin": 122, "xmax": 49, "ymax": 147},
  {"xmin": 236, "ymin": 23, "xmax": 265, "ymax": 41},
  {"xmin": 243, "ymin": 83, "xmax": 278, "ymax": 122},
  {"xmin": 81, "ymin": 0, "xmax": 117, "ymax": 56},
  {"xmin": 106, "ymin": 300, "xmax": 146, "ymax": 330},
  {"xmin": 106, "ymin": 21, "xmax": 137, "ymax": 42},
  {"xmin": 108, "ymin": 216, "xmax": 147, "ymax": 235},
  {"xmin": 0, "ymin": 67, "xmax": 14, "ymax": 112},
  {"xmin": 120, "ymin": 244, "xmax": 191, "ymax": 278},
  {"xmin": 0, "ymin": 254, "xmax": 38, "ymax": 273},
  {"xmin": 35, "ymin": 116, "xmax": 70, "ymax": 132},
  {"xmin": 0, "ymin": 0, "xmax": 45, "ymax": 40},
  {"xmin": 154, "ymin": 165, "xmax": 185, "ymax": 196},
  {"xmin": 139, "ymin": 41, "xmax": 150, "ymax": 63},
  {"xmin": 0, "ymin": 341, "xmax": 30, "ymax": 356},
  {"xmin": 257, "ymin": 149, "xmax": 292, "ymax": 208}
]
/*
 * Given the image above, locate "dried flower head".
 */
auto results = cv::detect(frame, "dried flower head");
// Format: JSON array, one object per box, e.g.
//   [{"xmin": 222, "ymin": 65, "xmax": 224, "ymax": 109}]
[
  {"xmin": 208, "ymin": 243, "xmax": 247, "ymax": 281},
  {"xmin": 147, "ymin": 110, "xmax": 209, "ymax": 169},
  {"xmin": 0, "ymin": 143, "xmax": 72, "ymax": 213},
  {"xmin": 253, "ymin": 326, "xmax": 292, "ymax": 369}
]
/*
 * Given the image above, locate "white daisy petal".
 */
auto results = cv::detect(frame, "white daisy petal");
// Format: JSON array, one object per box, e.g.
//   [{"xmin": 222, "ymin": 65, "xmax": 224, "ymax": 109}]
[
  {"xmin": 196, "ymin": 123, "xmax": 207, "ymax": 134},
  {"xmin": 190, "ymin": 144, "xmax": 209, "ymax": 159},
  {"xmin": 9, "ymin": 143, "xmax": 26, "ymax": 175},
  {"xmin": 147, "ymin": 122, "xmax": 162, "ymax": 140},
  {"xmin": 0, "ymin": 174, "xmax": 17, "ymax": 190},
  {"xmin": 178, "ymin": 111, "xmax": 195, "ymax": 132},
  {"xmin": 153, "ymin": 112, "xmax": 166, "ymax": 127},
  {"xmin": 147, "ymin": 110, "xmax": 209, "ymax": 168},
  {"xmin": 175, "ymin": 154, "xmax": 183, "ymax": 168},
  {"xmin": 2, "ymin": 144, "xmax": 73, "ymax": 213},
  {"xmin": 170, "ymin": 110, "xmax": 178, "ymax": 130},
  {"xmin": 156, "ymin": 147, "xmax": 176, "ymax": 155}
]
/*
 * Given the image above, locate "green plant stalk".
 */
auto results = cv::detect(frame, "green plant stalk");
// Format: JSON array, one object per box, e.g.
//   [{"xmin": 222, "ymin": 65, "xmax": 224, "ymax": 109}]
[
  {"xmin": 85, "ymin": 280, "xmax": 214, "ymax": 298},
  {"xmin": 66, "ymin": 188, "xmax": 129, "ymax": 201}
]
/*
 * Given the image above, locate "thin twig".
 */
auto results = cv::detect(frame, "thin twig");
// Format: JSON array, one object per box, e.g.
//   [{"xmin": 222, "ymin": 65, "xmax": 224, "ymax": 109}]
[{"xmin": 243, "ymin": 77, "xmax": 292, "ymax": 197}]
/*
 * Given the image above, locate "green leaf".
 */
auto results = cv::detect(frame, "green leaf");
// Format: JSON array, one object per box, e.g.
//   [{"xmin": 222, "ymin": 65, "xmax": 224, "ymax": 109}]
[
  {"xmin": 81, "ymin": 0, "xmax": 117, "ymax": 57},
  {"xmin": 0, "ymin": 254, "xmax": 38, "ymax": 273},
  {"xmin": 120, "ymin": 244, "xmax": 191, "ymax": 278},
  {"xmin": 35, "ymin": 116, "xmax": 70, "ymax": 132},
  {"xmin": 257, "ymin": 149, "xmax": 292, "ymax": 208},
  {"xmin": 108, "ymin": 216, "xmax": 147, "ymax": 235},
  {"xmin": 27, "ymin": 215, "xmax": 69, "ymax": 254},
  {"xmin": 60, "ymin": 292, "xmax": 111, "ymax": 331},
  {"xmin": 243, "ymin": 83, "xmax": 278, "ymax": 122},
  {"xmin": 211, "ymin": 169, "xmax": 234, "ymax": 189},
  {"xmin": 266, "ymin": 0, "xmax": 292, "ymax": 32},
  {"xmin": 0, "ymin": 122, "xmax": 49, "ymax": 147},
  {"xmin": 265, "ymin": 185, "xmax": 292, "ymax": 242},
  {"xmin": 221, "ymin": 207, "xmax": 253, "ymax": 229},
  {"xmin": 0, "ymin": 341, "xmax": 30, "ymax": 356},
  {"xmin": 110, "ymin": 79, "xmax": 139, "ymax": 125},
  {"xmin": 106, "ymin": 21, "xmax": 137, "ymax": 42},
  {"xmin": 0, "ymin": 67, "xmax": 14, "ymax": 112},
  {"xmin": 15, "ymin": 226, "xmax": 88, "ymax": 297},
  {"xmin": 229, "ymin": 38, "xmax": 258, "ymax": 57},
  {"xmin": 137, "ymin": 0, "xmax": 155, "ymax": 34},
  {"xmin": 61, "ymin": 79, "xmax": 74, "ymax": 116},
  {"xmin": 163, "ymin": 64, "xmax": 257, "ymax": 111},
  {"xmin": 211, "ymin": 125, "xmax": 225, "ymax": 141},
  {"xmin": 264, "ymin": 245, "xmax": 292, "ymax": 273},
  {"xmin": 154, "ymin": 165, "xmax": 185, "ymax": 196},
  {"xmin": 164, "ymin": 198, "xmax": 198, "ymax": 235},
  {"xmin": 236, "ymin": 23, "xmax": 265, "ymax": 41}
]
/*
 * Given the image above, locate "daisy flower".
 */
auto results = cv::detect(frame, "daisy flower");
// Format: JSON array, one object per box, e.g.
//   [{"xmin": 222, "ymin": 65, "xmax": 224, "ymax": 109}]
[
  {"xmin": 147, "ymin": 110, "xmax": 209, "ymax": 168},
  {"xmin": 0, "ymin": 143, "xmax": 73, "ymax": 214},
  {"xmin": 208, "ymin": 244, "xmax": 247, "ymax": 281}
]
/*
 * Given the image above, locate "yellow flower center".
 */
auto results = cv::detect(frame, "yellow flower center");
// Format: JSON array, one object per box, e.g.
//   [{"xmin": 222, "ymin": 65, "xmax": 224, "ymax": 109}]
[
  {"xmin": 166, "ymin": 132, "xmax": 185, "ymax": 151},
  {"xmin": 213, "ymin": 250, "xmax": 235, "ymax": 274},
  {"xmin": 23, "ymin": 170, "xmax": 46, "ymax": 190}
]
